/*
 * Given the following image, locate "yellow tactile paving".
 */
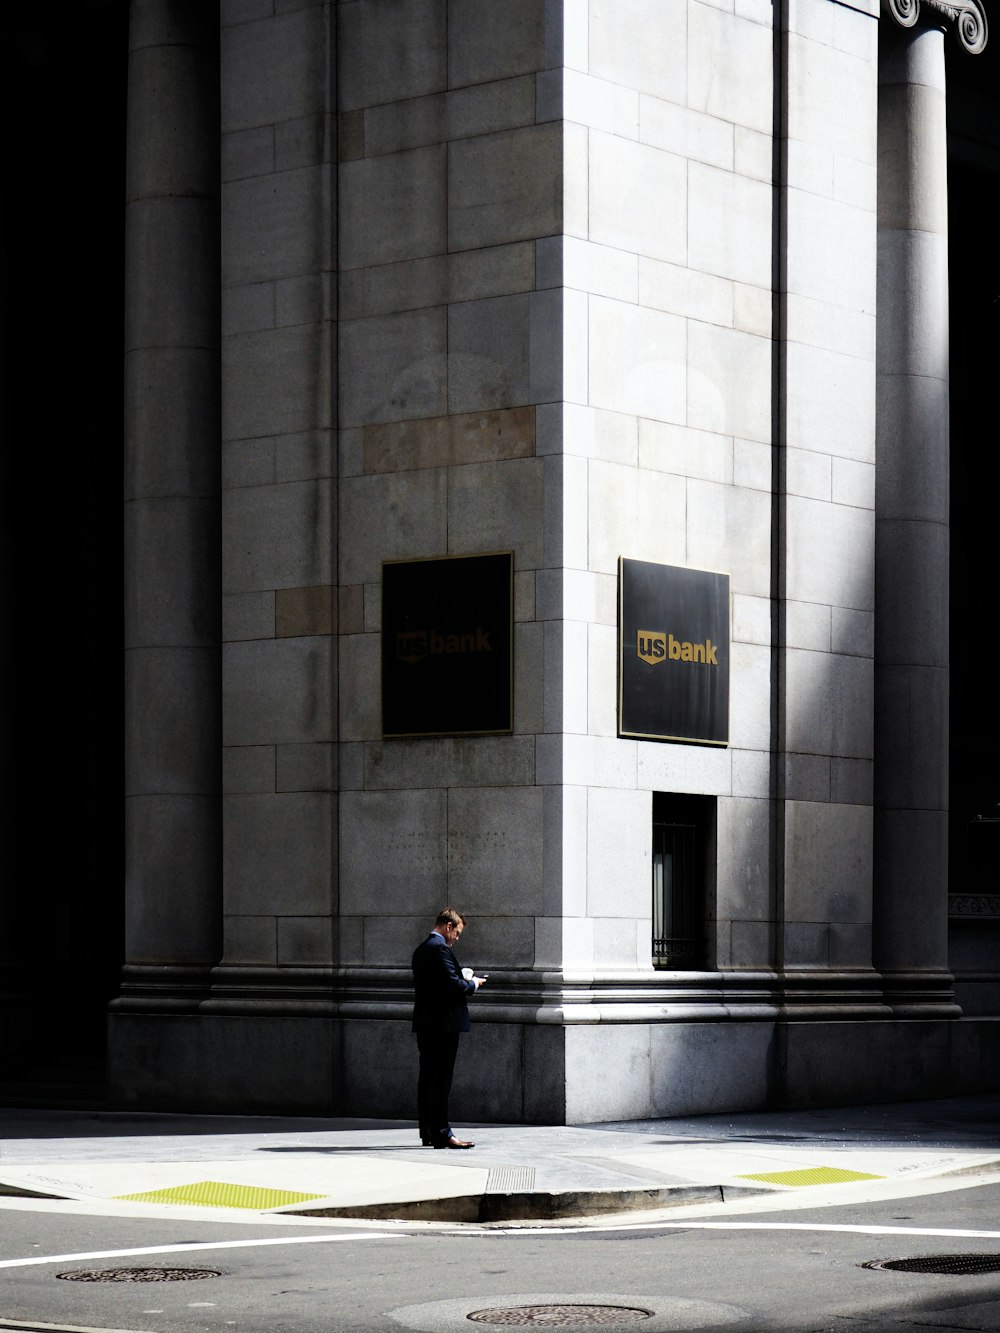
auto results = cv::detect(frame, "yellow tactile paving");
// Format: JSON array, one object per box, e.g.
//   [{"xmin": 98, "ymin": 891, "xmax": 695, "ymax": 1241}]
[
  {"xmin": 114, "ymin": 1180, "xmax": 327, "ymax": 1210},
  {"xmin": 737, "ymin": 1166, "xmax": 884, "ymax": 1187}
]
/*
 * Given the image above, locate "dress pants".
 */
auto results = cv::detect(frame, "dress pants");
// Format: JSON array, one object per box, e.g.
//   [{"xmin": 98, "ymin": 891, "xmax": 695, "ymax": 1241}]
[{"xmin": 416, "ymin": 1030, "xmax": 460, "ymax": 1144}]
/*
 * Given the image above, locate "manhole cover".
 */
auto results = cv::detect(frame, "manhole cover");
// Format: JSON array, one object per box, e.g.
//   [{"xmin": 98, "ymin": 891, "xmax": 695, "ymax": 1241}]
[
  {"xmin": 467, "ymin": 1306, "xmax": 653, "ymax": 1326},
  {"xmin": 56, "ymin": 1267, "xmax": 222, "ymax": 1283},
  {"xmin": 864, "ymin": 1254, "xmax": 1000, "ymax": 1275}
]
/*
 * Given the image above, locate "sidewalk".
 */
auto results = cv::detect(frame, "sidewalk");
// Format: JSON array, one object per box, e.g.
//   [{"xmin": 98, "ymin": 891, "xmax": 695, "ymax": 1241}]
[{"xmin": 2, "ymin": 1094, "xmax": 999, "ymax": 1225}]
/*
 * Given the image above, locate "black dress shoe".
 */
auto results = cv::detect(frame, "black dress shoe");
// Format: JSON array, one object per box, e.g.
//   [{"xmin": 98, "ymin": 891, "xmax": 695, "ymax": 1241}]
[
  {"xmin": 433, "ymin": 1136, "xmax": 475, "ymax": 1149},
  {"xmin": 420, "ymin": 1137, "xmax": 432, "ymax": 1146}
]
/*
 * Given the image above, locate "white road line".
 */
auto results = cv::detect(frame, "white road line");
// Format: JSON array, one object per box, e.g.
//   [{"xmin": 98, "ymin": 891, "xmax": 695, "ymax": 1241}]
[
  {"xmin": 0, "ymin": 1232, "xmax": 401, "ymax": 1272},
  {"xmin": 475, "ymin": 1220, "xmax": 1000, "ymax": 1239}
]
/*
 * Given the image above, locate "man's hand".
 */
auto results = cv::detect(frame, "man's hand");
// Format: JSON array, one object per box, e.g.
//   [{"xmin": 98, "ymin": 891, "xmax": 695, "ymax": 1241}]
[{"xmin": 473, "ymin": 975, "xmax": 487, "ymax": 988}]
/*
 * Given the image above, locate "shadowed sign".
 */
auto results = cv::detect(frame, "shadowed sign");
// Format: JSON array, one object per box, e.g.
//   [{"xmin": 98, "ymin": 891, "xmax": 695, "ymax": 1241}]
[
  {"xmin": 619, "ymin": 558, "xmax": 730, "ymax": 744},
  {"xmin": 382, "ymin": 552, "xmax": 513, "ymax": 737}
]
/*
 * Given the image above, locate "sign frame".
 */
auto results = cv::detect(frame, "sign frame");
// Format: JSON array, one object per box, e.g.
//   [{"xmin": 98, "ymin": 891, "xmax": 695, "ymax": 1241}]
[{"xmin": 617, "ymin": 557, "xmax": 731, "ymax": 746}]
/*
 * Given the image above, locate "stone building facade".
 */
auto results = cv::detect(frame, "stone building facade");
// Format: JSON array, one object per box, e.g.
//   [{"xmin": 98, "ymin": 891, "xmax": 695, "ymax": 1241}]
[{"xmin": 4, "ymin": 0, "xmax": 999, "ymax": 1118}]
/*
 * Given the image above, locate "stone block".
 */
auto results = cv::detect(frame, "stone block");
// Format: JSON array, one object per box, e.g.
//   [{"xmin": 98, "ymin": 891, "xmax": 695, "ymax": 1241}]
[
  {"xmin": 365, "ymin": 736, "xmax": 536, "ymax": 790},
  {"xmin": 589, "ymin": 299, "xmax": 686, "ymax": 425},
  {"xmin": 689, "ymin": 163, "xmax": 772, "ymax": 289},
  {"xmin": 832, "ymin": 457, "xmax": 875, "ymax": 510},
  {"xmin": 541, "ymin": 734, "xmax": 638, "ymax": 790},
  {"xmin": 222, "ymin": 438, "xmax": 275, "ymax": 490},
  {"xmin": 787, "ymin": 448, "xmax": 831, "ymax": 502},
  {"xmin": 648, "ymin": 1022, "xmax": 774, "ymax": 1116},
  {"xmin": 688, "ymin": 3, "xmax": 773, "ymax": 134},
  {"xmin": 783, "ymin": 799, "xmax": 873, "ymax": 924},
  {"xmin": 732, "ymin": 593, "xmax": 771, "ymax": 646},
  {"xmin": 831, "ymin": 757, "xmax": 873, "ymax": 806},
  {"xmin": 340, "ymin": 146, "xmax": 446, "ymax": 270},
  {"xmin": 688, "ymin": 323, "xmax": 772, "ymax": 445},
  {"xmin": 451, "ymin": 1022, "xmax": 529, "ymax": 1122},
  {"xmin": 460, "ymin": 914, "xmax": 537, "ymax": 969},
  {"xmin": 635, "ymin": 741, "xmax": 732, "ymax": 796},
  {"xmin": 874, "ymin": 373, "xmax": 949, "ymax": 522},
  {"xmin": 364, "ymin": 406, "xmax": 535, "ymax": 475},
  {"xmin": 449, "ymin": 123, "xmax": 562, "ymax": 251},
  {"xmin": 223, "ymin": 480, "xmax": 331, "ymax": 593},
  {"xmin": 782, "ymin": 921, "xmax": 830, "ymax": 966},
  {"xmin": 339, "ymin": 743, "xmax": 364, "ymax": 793},
  {"xmin": 222, "ymin": 167, "xmax": 322, "ymax": 287},
  {"xmin": 339, "ymin": 789, "xmax": 447, "ymax": 916},
  {"xmin": 784, "ymin": 752, "xmax": 831, "ymax": 803},
  {"xmin": 363, "ymin": 92, "xmax": 445, "ymax": 156},
  {"xmin": 588, "ymin": 0, "xmax": 685, "ymax": 103},
  {"xmin": 450, "ymin": 243, "xmax": 536, "ymax": 302},
  {"xmin": 447, "ymin": 787, "xmax": 545, "ymax": 915},
  {"xmin": 784, "ymin": 496, "xmax": 874, "ymax": 610},
  {"xmin": 223, "ymin": 791, "xmax": 334, "ymax": 914},
  {"xmin": 586, "ymin": 459, "xmax": 686, "ymax": 575},
  {"xmin": 275, "ymin": 584, "xmax": 333, "ymax": 637},
  {"xmin": 831, "ymin": 606, "xmax": 874, "ymax": 659},
  {"xmin": 125, "ymin": 794, "xmax": 220, "ymax": 962},
  {"xmin": 716, "ymin": 796, "xmax": 772, "ymax": 921},
  {"xmin": 784, "ymin": 648, "xmax": 873, "ymax": 759},
  {"xmin": 447, "ymin": 294, "xmax": 530, "ymax": 413},
  {"xmin": 339, "ymin": 1020, "xmax": 416, "ymax": 1119},
  {"xmin": 587, "ymin": 622, "xmax": 617, "ymax": 737},
  {"xmin": 276, "ymin": 430, "xmax": 334, "ymax": 482},
  {"xmin": 735, "ymin": 125, "xmax": 773, "ymax": 183},
  {"xmin": 339, "ymin": 467, "xmax": 448, "ymax": 585},
  {"xmin": 222, "ymin": 125, "xmax": 274, "ymax": 183},
  {"xmin": 786, "ymin": 187, "xmax": 876, "ymax": 315},
  {"xmin": 223, "ymin": 915, "xmax": 276, "ymax": 965},
  {"xmin": 223, "ymin": 282, "xmax": 274, "ymax": 336},
  {"xmin": 787, "ymin": 32, "xmax": 875, "ymax": 165},
  {"xmin": 337, "ymin": 0, "xmax": 446, "ymax": 112},
  {"xmin": 223, "ymin": 636, "xmax": 334, "ymax": 745},
  {"xmin": 786, "ymin": 294, "xmax": 875, "ymax": 361},
  {"xmin": 514, "ymin": 621, "xmax": 545, "ymax": 735},
  {"xmin": 338, "ymin": 633, "xmax": 380, "ymax": 742},
  {"xmin": 276, "ymin": 742, "xmax": 335, "ymax": 792},
  {"xmin": 733, "ymin": 438, "xmax": 773, "ymax": 493},
  {"xmin": 338, "ymin": 307, "xmax": 447, "ymax": 426},
  {"xmin": 589, "ymin": 132, "xmax": 686, "ymax": 266},
  {"xmin": 543, "ymin": 784, "xmax": 589, "ymax": 919},
  {"xmin": 828, "ymin": 921, "xmax": 872, "ymax": 968},
  {"xmin": 586, "ymin": 788, "xmax": 651, "ymax": 921},
  {"xmin": 275, "ymin": 273, "xmax": 324, "ymax": 329},
  {"xmin": 274, "ymin": 114, "xmax": 327, "ymax": 172},
  {"xmin": 640, "ymin": 94, "xmax": 733, "ymax": 169},
  {"xmin": 686, "ymin": 480, "xmax": 771, "ymax": 598},
  {"xmin": 729, "ymin": 642, "xmax": 772, "ymax": 750},
  {"xmin": 733, "ymin": 283, "xmax": 772, "ymax": 338},
  {"xmin": 224, "ymin": 745, "xmax": 275, "ymax": 794},
  {"xmin": 223, "ymin": 324, "xmax": 328, "ymax": 440},
  {"xmin": 543, "ymin": 237, "xmax": 639, "ymax": 305},
  {"xmin": 731, "ymin": 748, "xmax": 770, "ymax": 799},
  {"xmin": 785, "ymin": 599, "xmax": 830, "ymax": 652},
  {"xmin": 447, "ymin": 457, "xmax": 543, "ymax": 567},
  {"xmin": 449, "ymin": 0, "xmax": 544, "ymax": 85},
  {"xmin": 563, "ymin": 120, "xmax": 589, "ymax": 240},
  {"xmin": 563, "ymin": 1024, "xmax": 653, "ymax": 1121},
  {"xmin": 592, "ymin": 917, "xmax": 642, "ymax": 969},
  {"xmin": 638, "ymin": 258, "xmax": 732, "ymax": 328},
  {"xmin": 277, "ymin": 916, "xmax": 334, "ymax": 965},
  {"xmin": 222, "ymin": 8, "xmax": 325, "ymax": 133},
  {"xmin": 727, "ymin": 919, "xmax": 773, "ymax": 969}
]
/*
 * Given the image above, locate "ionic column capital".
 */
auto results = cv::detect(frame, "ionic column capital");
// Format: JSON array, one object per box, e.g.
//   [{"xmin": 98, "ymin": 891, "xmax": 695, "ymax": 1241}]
[{"xmin": 882, "ymin": 0, "xmax": 988, "ymax": 54}]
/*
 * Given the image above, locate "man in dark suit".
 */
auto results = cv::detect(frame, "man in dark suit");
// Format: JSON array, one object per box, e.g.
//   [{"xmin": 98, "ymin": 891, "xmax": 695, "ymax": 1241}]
[{"xmin": 411, "ymin": 907, "xmax": 486, "ymax": 1149}]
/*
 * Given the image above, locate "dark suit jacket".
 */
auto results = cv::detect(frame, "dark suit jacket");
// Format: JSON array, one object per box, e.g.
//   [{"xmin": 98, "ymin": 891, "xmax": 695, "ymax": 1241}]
[{"xmin": 411, "ymin": 931, "xmax": 476, "ymax": 1034}]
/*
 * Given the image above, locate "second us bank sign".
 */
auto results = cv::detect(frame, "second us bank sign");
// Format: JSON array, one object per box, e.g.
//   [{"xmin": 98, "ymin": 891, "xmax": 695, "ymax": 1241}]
[{"xmin": 618, "ymin": 557, "xmax": 730, "ymax": 746}]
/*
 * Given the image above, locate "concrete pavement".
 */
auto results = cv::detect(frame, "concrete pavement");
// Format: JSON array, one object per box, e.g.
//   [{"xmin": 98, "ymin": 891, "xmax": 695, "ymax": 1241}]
[{"xmin": 2, "ymin": 1094, "xmax": 999, "ymax": 1225}]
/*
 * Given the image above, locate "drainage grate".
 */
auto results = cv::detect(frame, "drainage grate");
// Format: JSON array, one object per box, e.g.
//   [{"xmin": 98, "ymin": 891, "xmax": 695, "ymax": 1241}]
[
  {"xmin": 486, "ymin": 1166, "xmax": 537, "ymax": 1194},
  {"xmin": 57, "ymin": 1267, "xmax": 222, "ymax": 1283},
  {"xmin": 864, "ymin": 1254, "xmax": 1000, "ymax": 1275},
  {"xmin": 467, "ymin": 1306, "xmax": 653, "ymax": 1326}
]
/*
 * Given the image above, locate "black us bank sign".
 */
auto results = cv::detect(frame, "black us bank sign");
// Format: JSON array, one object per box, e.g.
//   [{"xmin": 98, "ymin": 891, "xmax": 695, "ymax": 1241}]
[
  {"xmin": 382, "ymin": 551, "xmax": 513, "ymax": 738},
  {"xmin": 618, "ymin": 558, "xmax": 730, "ymax": 745}
]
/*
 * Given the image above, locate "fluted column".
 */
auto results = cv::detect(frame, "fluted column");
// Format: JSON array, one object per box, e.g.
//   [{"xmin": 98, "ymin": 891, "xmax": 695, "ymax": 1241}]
[
  {"xmin": 121, "ymin": 0, "xmax": 221, "ymax": 1001},
  {"xmin": 874, "ymin": 0, "xmax": 986, "ymax": 1011}
]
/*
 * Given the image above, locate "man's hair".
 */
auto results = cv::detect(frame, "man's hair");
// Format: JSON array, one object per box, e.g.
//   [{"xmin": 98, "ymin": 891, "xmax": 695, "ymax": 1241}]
[{"xmin": 435, "ymin": 907, "xmax": 465, "ymax": 928}]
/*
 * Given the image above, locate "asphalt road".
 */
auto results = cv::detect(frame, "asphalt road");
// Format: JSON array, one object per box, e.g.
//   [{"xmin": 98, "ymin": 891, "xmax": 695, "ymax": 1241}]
[{"xmin": 2, "ymin": 1179, "xmax": 1000, "ymax": 1333}]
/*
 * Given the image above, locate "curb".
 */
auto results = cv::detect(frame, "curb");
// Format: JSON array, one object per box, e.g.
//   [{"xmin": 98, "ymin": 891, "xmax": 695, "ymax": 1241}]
[{"xmin": 286, "ymin": 1183, "xmax": 766, "ymax": 1224}]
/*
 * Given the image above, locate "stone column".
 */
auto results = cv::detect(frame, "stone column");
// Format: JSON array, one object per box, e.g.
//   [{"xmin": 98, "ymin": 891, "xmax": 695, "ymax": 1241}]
[
  {"xmin": 874, "ymin": 0, "xmax": 986, "ymax": 1012},
  {"xmin": 120, "ymin": 0, "xmax": 221, "ymax": 1002}
]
